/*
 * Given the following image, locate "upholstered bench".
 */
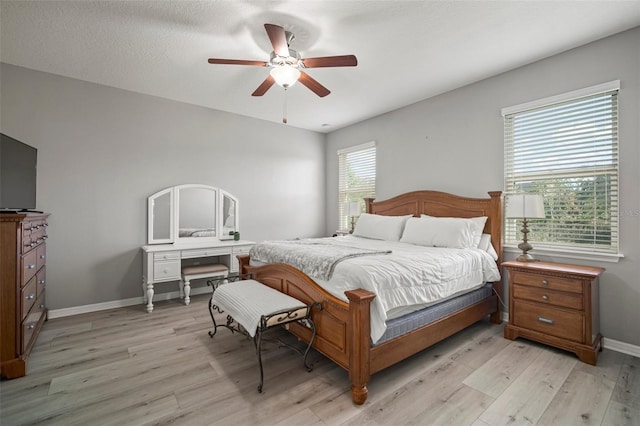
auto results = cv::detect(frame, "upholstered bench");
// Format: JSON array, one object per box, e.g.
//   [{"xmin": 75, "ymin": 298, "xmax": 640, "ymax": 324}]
[
  {"xmin": 180, "ymin": 263, "xmax": 229, "ymax": 306},
  {"xmin": 208, "ymin": 279, "xmax": 320, "ymax": 392}
]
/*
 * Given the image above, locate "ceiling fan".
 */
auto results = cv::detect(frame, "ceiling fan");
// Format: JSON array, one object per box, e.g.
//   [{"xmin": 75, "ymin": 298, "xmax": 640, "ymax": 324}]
[{"xmin": 208, "ymin": 23, "xmax": 358, "ymax": 98}]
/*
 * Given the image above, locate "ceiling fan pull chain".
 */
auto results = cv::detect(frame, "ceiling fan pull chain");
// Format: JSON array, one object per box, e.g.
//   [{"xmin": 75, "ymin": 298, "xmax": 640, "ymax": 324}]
[{"xmin": 282, "ymin": 88, "xmax": 288, "ymax": 124}]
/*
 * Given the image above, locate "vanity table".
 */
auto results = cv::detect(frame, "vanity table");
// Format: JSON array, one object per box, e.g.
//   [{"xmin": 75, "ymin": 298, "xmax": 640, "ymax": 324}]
[
  {"xmin": 142, "ymin": 239, "xmax": 253, "ymax": 313},
  {"xmin": 141, "ymin": 184, "xmax": 254, "ymax": 313}
]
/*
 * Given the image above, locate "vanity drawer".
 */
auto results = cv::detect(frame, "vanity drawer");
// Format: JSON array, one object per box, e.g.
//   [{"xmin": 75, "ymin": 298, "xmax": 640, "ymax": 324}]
[
  {"xmin": 22, "ymin": 250, "xmax": 38, "ymax": 286},
  {"xmin": 512, "ymin": 284, "xmax": 583, "ymax": 310},
  {"xmin": 511, "ymin": 271, "xmax": 583, "ymax": 294},
  {"xmin": 153, "ymin": 260, "xmax": 181, "ymax": 282},
  {"xmin": 182, "ymin": 247, "xmax": 229, "ymax": 259},
  {"xmin": 154, "ymin": 251, "xmax": 180, "ymax": 262},
  {"xmin": 512, "ymin": 300, "xmax": 584, "ymax": 343},
  {"xmin": 21, "ymin": 276, "xmax": 37, "ymax": 321},
  {"xmin": 232, "ymin": 245, "xmax": 252, "ymax": 255}
]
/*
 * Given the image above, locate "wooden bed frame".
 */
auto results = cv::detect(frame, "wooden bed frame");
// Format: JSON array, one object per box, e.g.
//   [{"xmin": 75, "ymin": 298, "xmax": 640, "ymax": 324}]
[{"xmin": 238, "ymin": 190, "xmax": 503, "ymax": 405}]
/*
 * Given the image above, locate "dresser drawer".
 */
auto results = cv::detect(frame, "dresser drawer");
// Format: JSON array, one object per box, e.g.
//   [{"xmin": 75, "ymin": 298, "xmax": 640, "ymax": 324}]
[
  {"xmin": 36, "ymin": 267, "xmax": 46, "ymax": 297},
  {"xmin": 512, "ymin": 284, "xmax": 583, "ymax": 310},
  {"xmin": 36, "ymin": 244, "xmax": 47, "ymax": 270},
  {"xmin": 22, "ymin": 292, "xmax": 46, "ymax": 353},
  {"xmin": 22, "ymin": 250, "xmax": 38, "ymax": 286},
  {"xmin": 153, "ymin": 260, "xmax": 181, "ymax": 282},
  {"xmin": 21, "ymin": 276, "xmax": 37, "ymax": 321},
  {"xmin": 511, "ymin": 271, "xmax": 583, "ymax": 294},
  {"xmin": 513, "ymin": 300, "xmax": 584, "ymax": 343}
]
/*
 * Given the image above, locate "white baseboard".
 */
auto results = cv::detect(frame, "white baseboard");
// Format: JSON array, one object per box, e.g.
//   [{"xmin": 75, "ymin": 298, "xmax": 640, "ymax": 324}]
[
  {"xmin": 47, "ymin": 287, "xmax": 212, "ymax": 319},
  {"xmin": 49, "ymin": 296, "xmax": 640, "ymax": 357},
  {"xmin": 500, "ymin": 312, "xmax": 640, "ymax": 357},
  {"xmin": 602, "ymin": 337, "xmax": 640, "ymax": 358}
]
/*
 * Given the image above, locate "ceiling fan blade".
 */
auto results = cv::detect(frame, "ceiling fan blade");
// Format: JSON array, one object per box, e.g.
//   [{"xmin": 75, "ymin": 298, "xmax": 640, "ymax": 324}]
[
  {"xmin": 264, "ymin": 24, "xmax": 290, "ymax": 57},
  {"xmin": 301, "ymin": 55, "xmax": 358, "ymax": 68},
  {"xmin": 251, "ymin": 75, "xmax": 276, "ymax": 96},
  {"xmin": 298, "ymin": 72, "xmax": 330, "ymax": 97},
  {"xmin": 208, "ymin": 58, "xmax": 268, "ymax": 66}
]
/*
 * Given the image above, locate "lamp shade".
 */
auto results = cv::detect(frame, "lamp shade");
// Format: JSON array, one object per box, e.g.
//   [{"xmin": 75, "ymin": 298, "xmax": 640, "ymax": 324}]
[
  {"xmin": 347, "ymin": 202, "xmax": 361, "ymax": 217},
  {"xmin": 505, "ymin": 194, "xmax": 545, "ymax": 219},
  {"xmin": 270, "ymin": 65, "xmax": 300, "ymax": 88}
]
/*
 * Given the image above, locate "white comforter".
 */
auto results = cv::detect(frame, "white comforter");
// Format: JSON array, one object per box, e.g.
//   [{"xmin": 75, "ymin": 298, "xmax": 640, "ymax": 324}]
[{"xmin": 252, "ymin": 235, "xmax": 500, "ymax": 343}]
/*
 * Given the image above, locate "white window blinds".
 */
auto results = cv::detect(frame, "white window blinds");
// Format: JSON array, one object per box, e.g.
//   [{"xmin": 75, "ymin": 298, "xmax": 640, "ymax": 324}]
[
  {"xmin": 503, "ymin": 83, "xmax": 619, "ymax": 254},
  {"xmin": 338, "ymin": 141, "xmax": 376, "ymax": 230}
]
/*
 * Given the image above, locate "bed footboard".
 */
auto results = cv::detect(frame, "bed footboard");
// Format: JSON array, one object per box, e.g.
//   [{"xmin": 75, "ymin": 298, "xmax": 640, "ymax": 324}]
[{"xmin": 239, "ymin": 255, "xmax": 376, "ymax": 404}]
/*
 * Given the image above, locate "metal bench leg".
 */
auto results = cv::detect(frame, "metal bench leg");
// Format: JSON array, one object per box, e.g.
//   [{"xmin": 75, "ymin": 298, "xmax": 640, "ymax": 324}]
[
  {"xmin": 256, "ymin": 330, "xmax": 265, "ymax": 393},
  {"xmin": 303, "ymin": 318, "xmax": 317, "ymax": 372}
]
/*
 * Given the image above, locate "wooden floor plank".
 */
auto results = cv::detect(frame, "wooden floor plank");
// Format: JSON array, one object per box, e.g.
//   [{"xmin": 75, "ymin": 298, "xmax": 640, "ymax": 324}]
[
  {"xmin": 478, "ymin": 348, "xmax": 577, "ymax": 426},
  {"xmin": 537, "ymin": 369, "xmax": 615, "ymax": 425},
  {"xmin": 602, "ymin": 400, "xmax": 640, "ymax": 426},
  {"xmin": 612, "ymin": 355, "xmax": 640, "ymax": 410}
]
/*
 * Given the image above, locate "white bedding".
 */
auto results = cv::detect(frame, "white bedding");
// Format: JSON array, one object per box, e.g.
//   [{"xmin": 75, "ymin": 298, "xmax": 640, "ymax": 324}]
[{"xmin": 250, "ymin": 235, "xmax": 501, "ymax": 343}]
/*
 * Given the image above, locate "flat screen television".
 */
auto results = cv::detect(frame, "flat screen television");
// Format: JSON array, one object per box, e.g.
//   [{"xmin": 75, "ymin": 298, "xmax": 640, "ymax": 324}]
[{"xmin": 0, "ymin": 133, "xmax": 38, "ymax": 211}]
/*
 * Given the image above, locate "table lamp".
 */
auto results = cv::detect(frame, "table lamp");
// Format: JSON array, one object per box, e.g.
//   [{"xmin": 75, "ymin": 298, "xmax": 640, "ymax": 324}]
[
  {"xmin": 506, "ymin": 194, "xmax": 545, "ymax": 262},
  {"xmin": 348, "ymin": 202, "xmax": 361, "ymax": 233}
]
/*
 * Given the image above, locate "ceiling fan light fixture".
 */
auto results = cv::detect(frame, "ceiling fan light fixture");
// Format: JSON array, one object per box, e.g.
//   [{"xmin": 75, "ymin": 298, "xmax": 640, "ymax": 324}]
[{"xmin": 270, "ymin": 65, "xmax": 301, "ymax": 88}]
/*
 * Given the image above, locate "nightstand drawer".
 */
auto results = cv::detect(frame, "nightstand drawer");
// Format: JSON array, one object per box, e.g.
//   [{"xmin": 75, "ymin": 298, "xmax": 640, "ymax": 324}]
[
  {"xmin": 513, "ymin": 300, "xmax": 584, "ymax": 343},
  {"xmin": 512, "ymin": 284, "xmax": 583, "ymax": 310},
  {"xmin": 512, "ymin": 271, "xmax": 583, "ymax": 294}
]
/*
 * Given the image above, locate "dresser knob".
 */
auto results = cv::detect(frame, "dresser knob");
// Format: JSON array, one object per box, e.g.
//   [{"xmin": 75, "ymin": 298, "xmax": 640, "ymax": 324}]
[
  {"xmin": 40, "ymin": 254, "xmax": 46, "ymax": 259},
  {"xmin": 39, "ymin": 279, "xmax": 45, "ymax": 285},
  {"xmin": 541, "ymin": 279, "xmax": 549, "ymax": 286},
  {"xmin": 28, "ymin": 264, "xmax": 36, "ymax": 269},
  {"xmin": 26, "ymin": 293, "xmax": 35, "ymax": 300},
  {"xmin": 27, "ymin": 323, "xmax": 36, "ymax": 330},
  {"xmin": 40, "ymin": 304, "xmax": 45, "ymax": 309},
  {"xmin": 542, "ymin": 295, "xmax": 549, "ymax": 300}
]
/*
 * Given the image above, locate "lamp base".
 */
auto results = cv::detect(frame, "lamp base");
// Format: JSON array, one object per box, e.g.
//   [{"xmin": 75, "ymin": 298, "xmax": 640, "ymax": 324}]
[{"xmin": 516, "ymin": 253, "xmax": 539, "ymax": 262}]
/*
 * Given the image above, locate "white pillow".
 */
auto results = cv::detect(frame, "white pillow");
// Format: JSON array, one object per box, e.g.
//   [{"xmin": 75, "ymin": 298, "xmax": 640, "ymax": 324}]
[
  {"xmin": 401, "ymin": 216, "xmax": 477, "ymax": 248},
  {"xmin": 421, "ymin": 214, "xmax": 487, "ymax": 248},
  {"xmin": 353, "ymin": 213, "xmax": 413, "ymax": 241},
  {"xmin": 478, "ymin": 233, "xmax": 499, "ymax": 261}
]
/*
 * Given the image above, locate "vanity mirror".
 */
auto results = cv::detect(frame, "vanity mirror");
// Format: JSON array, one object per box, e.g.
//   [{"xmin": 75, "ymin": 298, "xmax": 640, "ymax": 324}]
[{"xmin": 147, "ymin": 184, "xmax": 239, "ymax": 244}]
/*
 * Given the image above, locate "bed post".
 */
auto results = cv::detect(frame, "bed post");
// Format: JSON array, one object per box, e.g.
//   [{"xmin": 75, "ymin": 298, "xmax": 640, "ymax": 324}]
[
  {"xmin": 364, "ymin": 197, "xmax": 375, "ymax": 214},
  {"xmin": 488, "ymin": 191, "xmax": 503, "ymax": 324},
  {"xmin": 345, "ymin": 288, "xmax": 376, "ymax": 405}
]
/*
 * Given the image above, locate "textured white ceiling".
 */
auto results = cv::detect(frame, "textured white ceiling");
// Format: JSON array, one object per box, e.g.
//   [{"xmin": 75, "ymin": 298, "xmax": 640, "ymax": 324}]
[{"xmin": 2, "ymin": 1, "xmax": 640, "ymax": 133}]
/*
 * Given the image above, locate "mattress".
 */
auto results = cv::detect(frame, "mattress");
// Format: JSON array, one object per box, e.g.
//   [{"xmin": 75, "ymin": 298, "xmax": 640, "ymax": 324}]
[{"xmin": 375, "ymin": 283, "xmax": 494, "ymax": 345}]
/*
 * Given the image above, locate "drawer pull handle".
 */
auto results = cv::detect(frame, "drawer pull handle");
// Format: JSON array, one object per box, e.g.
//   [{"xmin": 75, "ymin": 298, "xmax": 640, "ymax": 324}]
[
  {"xmin": 537, "ymin": 316, "xmax": 555, "ymax": 325},
  {"xmin": 542, "ymin": 295, "xmax": 549, "ymax": 300},
  {"xmin": 40, "ymin": 254, "xmax": 46, "ymax": 259},
  {"xmin": 39, "ymin": 279, "xmax": 46, "ymax": 285},
  {"xmin": 27, "ymin": 264, "xmax": 36, "ymax": 269},
  {"xmin": 541, "ymin": 279, "xmax": 549, "ymax": 286},
  {"xmin": 26, "ymin": 293, "xmax": 35, "ymax": 300},
  {"xmin": 27, "ymin": 323, "xmax": 36, "ymax": 330}
]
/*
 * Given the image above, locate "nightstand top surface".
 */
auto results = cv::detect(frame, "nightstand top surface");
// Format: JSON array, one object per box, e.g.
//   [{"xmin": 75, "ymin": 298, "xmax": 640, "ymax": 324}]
[{"xmin": 502, "ymin": 260, "xmax": 605, "ymax": 278}]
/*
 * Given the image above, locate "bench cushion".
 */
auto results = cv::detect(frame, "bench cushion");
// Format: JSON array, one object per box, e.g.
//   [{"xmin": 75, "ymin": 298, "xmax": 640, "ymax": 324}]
[
  {"xmin": 182, "ymin": 264, "xmax": 228, "ymax": 276},
  {"xmin": 212, "ymin": 279, "xmax": 307, "ymax": 337}
]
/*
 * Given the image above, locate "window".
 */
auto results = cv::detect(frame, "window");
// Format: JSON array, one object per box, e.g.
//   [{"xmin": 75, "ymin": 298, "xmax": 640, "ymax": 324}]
[
  {"xmin": 503, "ymin": 81, "xmax": 619, "ymax": 256},
  {"xmin": 338, "ymin": 141, "xmax": 376, "ymax": 230}
]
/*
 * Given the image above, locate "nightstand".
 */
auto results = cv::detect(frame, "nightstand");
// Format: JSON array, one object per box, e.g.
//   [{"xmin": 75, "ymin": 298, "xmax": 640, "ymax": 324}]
[{"xmin": 503, "ymin": 260, "xmax": 605, "ymax": 365}]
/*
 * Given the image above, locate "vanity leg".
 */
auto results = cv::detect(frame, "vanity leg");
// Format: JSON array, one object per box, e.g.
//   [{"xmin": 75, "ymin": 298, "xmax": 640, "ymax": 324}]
[
  {"xmin": 146, "ymin": 282, "xmax": 155, "ymax": 313},
  {"xmin": 179, "ymin": 279, "xmax": 185, "ymax": 300},
  {"xmin": 184, "ymin": 279, "xmax": 191, "ymax": 306}
]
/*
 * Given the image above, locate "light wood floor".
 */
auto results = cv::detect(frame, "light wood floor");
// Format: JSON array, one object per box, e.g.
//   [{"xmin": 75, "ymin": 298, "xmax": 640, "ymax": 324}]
[{"xmin": 1, "ymin": 294, "xmax": 638, "ymax": 426}]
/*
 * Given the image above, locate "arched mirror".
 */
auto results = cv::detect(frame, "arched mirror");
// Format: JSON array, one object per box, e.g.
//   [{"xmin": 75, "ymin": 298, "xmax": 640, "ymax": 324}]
[{"xmin": 147, "ymin": 184, "xmax": 239, "ymax": 244}]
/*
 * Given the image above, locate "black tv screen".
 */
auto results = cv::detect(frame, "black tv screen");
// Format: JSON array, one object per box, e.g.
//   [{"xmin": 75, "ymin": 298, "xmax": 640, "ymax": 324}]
[{"xmin": 0, "ymin": 133, "xmax": 38, "ymax": 211}]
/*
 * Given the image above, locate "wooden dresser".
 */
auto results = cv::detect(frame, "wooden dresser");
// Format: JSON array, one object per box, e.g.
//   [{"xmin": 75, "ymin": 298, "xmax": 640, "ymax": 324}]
[
  {"xmin": 1, "ymin": 212, "xmax": 49, "ymax": 379},
  {"xmin": 503, "ymin": 260, "xmax": 604, "ymax": 365}
]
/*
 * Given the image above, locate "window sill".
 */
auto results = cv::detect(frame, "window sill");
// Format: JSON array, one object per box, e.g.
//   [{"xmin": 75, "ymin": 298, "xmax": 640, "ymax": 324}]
[{"xmin": 503, "ymin": 245, "xmax": 623, "ymax": 264}]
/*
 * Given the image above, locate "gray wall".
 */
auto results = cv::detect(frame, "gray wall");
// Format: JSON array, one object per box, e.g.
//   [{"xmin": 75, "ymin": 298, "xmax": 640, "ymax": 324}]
[
  {"xmin": 1, "ymin": 64, "xmax": 326, "ymax": 309},
  {"xmin": 326, "ymin": 27, "xmax": 640, "ymax": 346}
]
